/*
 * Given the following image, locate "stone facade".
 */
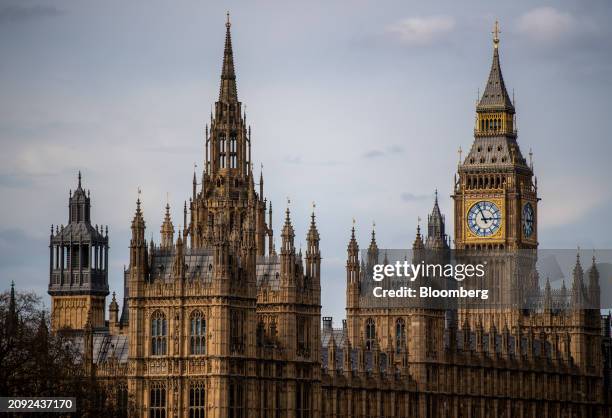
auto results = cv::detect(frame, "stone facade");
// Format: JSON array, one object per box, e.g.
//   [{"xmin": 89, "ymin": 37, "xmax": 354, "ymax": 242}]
[{"xmin": 49, "ymin": 18, "xmax": 612, "ymax": 418}]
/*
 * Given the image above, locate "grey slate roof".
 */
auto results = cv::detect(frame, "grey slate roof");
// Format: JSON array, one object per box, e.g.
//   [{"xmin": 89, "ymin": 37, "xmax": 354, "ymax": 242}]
[
  {"xmin": 51, "ymin": 222, "xmax": 106, "ymax": 242},
  {"xmin": 321, "ymin": 327, "xmax": 347, "ymax": 348},
  {"xmin": 72, "ymin": 333, "xmax": 129, "ymax": 364},
  {"xmin": 477, "ymin": 46, "xmax": 514, "ymax": 112},
  {"xmin": 149, "ymin": 248, "xmax": 215, "ymax": 283},
  {"xmin": 256, "ymin": 255, "xmax": 281, "ymax": 290},
  {"xmin": 463, "ymin": 136, "xmax": 527, "ymax": 169}
]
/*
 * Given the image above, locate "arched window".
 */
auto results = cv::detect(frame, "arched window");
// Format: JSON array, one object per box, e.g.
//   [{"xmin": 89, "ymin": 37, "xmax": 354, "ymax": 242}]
[
  {"xmin": 189, "ymin": 381, "xmax": 206, "ymax": 418},
  {"xmin": 296, "ymin": 381, "xmax": 311, "ymax": 418},
  {"xmin": 149, "ymin": 381, "xmax": 167, "ymax": 418},
  {"xmin": 395, "ymin": 318, "xmax": 406, "ymax": 354},
  {"xmin": 219, "ymin": 135, "xmax": 226, "ymax": 169},
  {"xmin": 230, "ymin": 309, "xmax": 245, "ymax": 354},
  {"xmin": 190, "ymin": 310, "xmax": 206, "ymax": 355},
  {"xmin": 256, "ymin": 320, "xmax": 265, "ymax": 347},
  {"xmin": 365, "ymin": 318, "xmax": 375, "ymax": 351},
  {"xmin": 151, "ymin": 310, "xmax": 167, "ymax": 356},
  {"xmin": 229, "ymin": 136, "xmax": 237, "ymax": 168},
  {"xmin": 229, "ymin": 379, "xmax": 244, "ymax": 418}
]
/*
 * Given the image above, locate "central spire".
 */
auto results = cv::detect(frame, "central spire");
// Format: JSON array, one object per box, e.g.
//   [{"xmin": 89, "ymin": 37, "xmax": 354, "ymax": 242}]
[
  {"xmin": 477, "ymin": 20, "xmax": 514, "ymax": 113},
  {"xmin": 219, "ymin": 12, "xmax": 237, "ymax": 103}
]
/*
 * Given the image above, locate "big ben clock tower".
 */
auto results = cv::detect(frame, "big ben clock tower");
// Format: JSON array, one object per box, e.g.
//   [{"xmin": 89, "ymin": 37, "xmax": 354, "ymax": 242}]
[
  {"xmin": 453, "ymin": 22, "xmax": 539, "ymax": 328},
  {"xmin": 453, "ymin": 21, "xmax": 538, "ymax": 251}
]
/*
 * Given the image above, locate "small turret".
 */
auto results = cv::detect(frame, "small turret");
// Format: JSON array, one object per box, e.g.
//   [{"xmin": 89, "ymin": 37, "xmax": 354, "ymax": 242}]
[
  {"xmin": 281, "ymin": 206, "xmax": 295, "ymax": 256},
  {"xmin": 172, "ymin": 232, "xmax": 185, "ymax": 278},
  {"xmin": 305, "ymin": 204, "xmax": 321, "ymax": 287},
  {"xmin": 259, "ymin": 165, "xmax": 264, "ymax": 199},
  {"xmin": 544, "ymin": 277, "xmax": 552, "ymax": 313},
  {"xmin": 109, "ymin": 292, "xmax": 119, "ymax": 324},
  {"xmin": 5, "ymin": 281, "xmax": 18, "ymax": 337},
  {"xmin": 130, "ymin": 196, "xmax": 146, "ymax": 269},
  {"xmin": 571, "ymin": 252, "xmax": 585, "ymax": 308},
  {"xmin": 412, "ymin": 223, "xmax": 425, "ymax": 264},
  {"xmin": 346, "ymin": 222, "xmax": 359, "ymax": 284},
  {"xmin": 413, "ymin": 224, "xmax": 424, "ymax": 249},
  {"xmin": 588, "ymin": 255, "xmax": 600, "ymax": 309},
  {"xmin": 425, "ymin": 190, "xmax": 450, "ymax": 250},
  {"xmin": 160, "ymin": 203, "xmax": 175, "ymax": 249},
  {"xmin": 267, "ymin": 202, "xmax": 274, "ymax": 255},
  {"xmin": 367, "ymin": 222, "xmax": 379, "ymax": 268},
  {"xmin": 280, "ymin": 204, "xmax": 296, "ymax": 284}
]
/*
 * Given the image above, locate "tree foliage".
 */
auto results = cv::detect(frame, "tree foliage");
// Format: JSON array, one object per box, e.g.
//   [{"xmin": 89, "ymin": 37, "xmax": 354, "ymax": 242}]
[{"xmin": 0, "ymin": 288, "xmax": 127, "ymax": 417}]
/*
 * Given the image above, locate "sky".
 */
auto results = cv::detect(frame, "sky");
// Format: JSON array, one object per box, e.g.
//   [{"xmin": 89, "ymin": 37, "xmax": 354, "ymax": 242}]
[{"xmin": 1, "ymin": 0, "xmax": 611, "ymax": 322}]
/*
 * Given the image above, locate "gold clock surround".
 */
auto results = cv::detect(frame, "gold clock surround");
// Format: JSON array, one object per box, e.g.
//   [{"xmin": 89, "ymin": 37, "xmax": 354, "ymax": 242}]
[{"xmin": 463, "ymin": 197, "xmax": 505, "ymax": 242}]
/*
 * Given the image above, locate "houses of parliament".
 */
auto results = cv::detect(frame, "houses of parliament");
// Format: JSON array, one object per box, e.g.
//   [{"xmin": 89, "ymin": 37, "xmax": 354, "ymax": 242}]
[{"xmin": 45, "ymin": 16, "xmax": 612, "ymax": 418}]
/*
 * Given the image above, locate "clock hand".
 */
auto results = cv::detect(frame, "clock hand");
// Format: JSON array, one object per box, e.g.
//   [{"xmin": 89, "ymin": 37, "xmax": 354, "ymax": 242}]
[{"xmin": 477, "ymin": 206, "xmax": 489, "ymax": 222}]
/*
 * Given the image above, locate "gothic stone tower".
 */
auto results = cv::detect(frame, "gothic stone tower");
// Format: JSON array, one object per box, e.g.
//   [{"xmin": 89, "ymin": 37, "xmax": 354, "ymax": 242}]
[
  {"xmin": 453, "ymin": 22, "xmax": 537, "ymax": 251},
  {"xmin": 48, "ymin": 172, "xmax": 109, "ymax": 331},
  {"xmin": 452, "ymin": 22, "xmax": 539, "ymax": 329},
  {"xmin": 188, "ymin": 13, "xmax": 269, "ymax": 257},
  {"xmin": 125, "ymin": 15, "xmax": 310, "ymax": 418}
]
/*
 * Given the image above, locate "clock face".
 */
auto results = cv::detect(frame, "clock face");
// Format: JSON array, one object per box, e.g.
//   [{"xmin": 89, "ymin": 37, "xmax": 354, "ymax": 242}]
[
  {"xmin": 467, "ymin": 201, "xmax": 502, "ymax": 237},
  {"xmin": 522, "ymin": 202, "xmax": 535, "ymax": 237}
]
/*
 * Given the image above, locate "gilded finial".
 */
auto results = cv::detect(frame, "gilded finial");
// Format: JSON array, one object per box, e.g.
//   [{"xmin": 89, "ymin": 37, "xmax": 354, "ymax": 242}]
[
  {"xmin": 226, "ymin": 11, "xmax": 231, "ymax": 28},
  {"xmin": 492, "ymin": 20, "xmax": 501, "ymax": 48}
]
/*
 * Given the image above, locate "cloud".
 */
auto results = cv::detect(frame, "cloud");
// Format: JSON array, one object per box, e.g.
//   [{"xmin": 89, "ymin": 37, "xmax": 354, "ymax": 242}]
[
  {"xmin": 516, "ymin": 7, "xmax": 574, "ymax": 43},
  {"xmin": 363, "ymin": 150, "xmax": 384, "ymax": 159},
  {"xmin": 400, "ymin": 192, "xmax": 430, "ymax": 202},
  {"xmin": 362, "ymin": 145, "xmax": 404, "ymax": 159},
  {"xmin": 386, "ymin": 16, "xmax": 455, "ymax": 46},
  {"xmin": 143, "ymin": 145, "xmax": 200, "ymax": 155},
  {"xmin": 283, "ymin": 155, "xmax": 341, "ymax": 166},
  {"xmin": 0, "ymin": 5, "xmax": 62, "ymax": 24}
]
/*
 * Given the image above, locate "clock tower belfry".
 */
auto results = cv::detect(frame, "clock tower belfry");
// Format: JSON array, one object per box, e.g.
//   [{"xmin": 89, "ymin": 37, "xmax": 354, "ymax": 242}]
[{"xmin": 453, "ymin": 21, "xmax": 538, "ymax": 251}]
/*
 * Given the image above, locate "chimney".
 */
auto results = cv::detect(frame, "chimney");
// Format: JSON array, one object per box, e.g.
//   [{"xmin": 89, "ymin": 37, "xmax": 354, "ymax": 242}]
[{"xmin": 322, "ymin": 317, "xmax": 333, "ymax": 330}]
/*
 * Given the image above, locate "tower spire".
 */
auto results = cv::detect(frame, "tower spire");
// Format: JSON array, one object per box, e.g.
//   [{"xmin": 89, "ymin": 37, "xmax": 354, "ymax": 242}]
[
  {"xmin": 219, "ymin": 12, "xmax": 237, "ymax": 103},
  {"xmin": 477, "ymin": 20, "xmax": 513, "ymax": 112},
  {"xmin": 426, "ymin": 190, "xmax": 449, "ymax": 250}
]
